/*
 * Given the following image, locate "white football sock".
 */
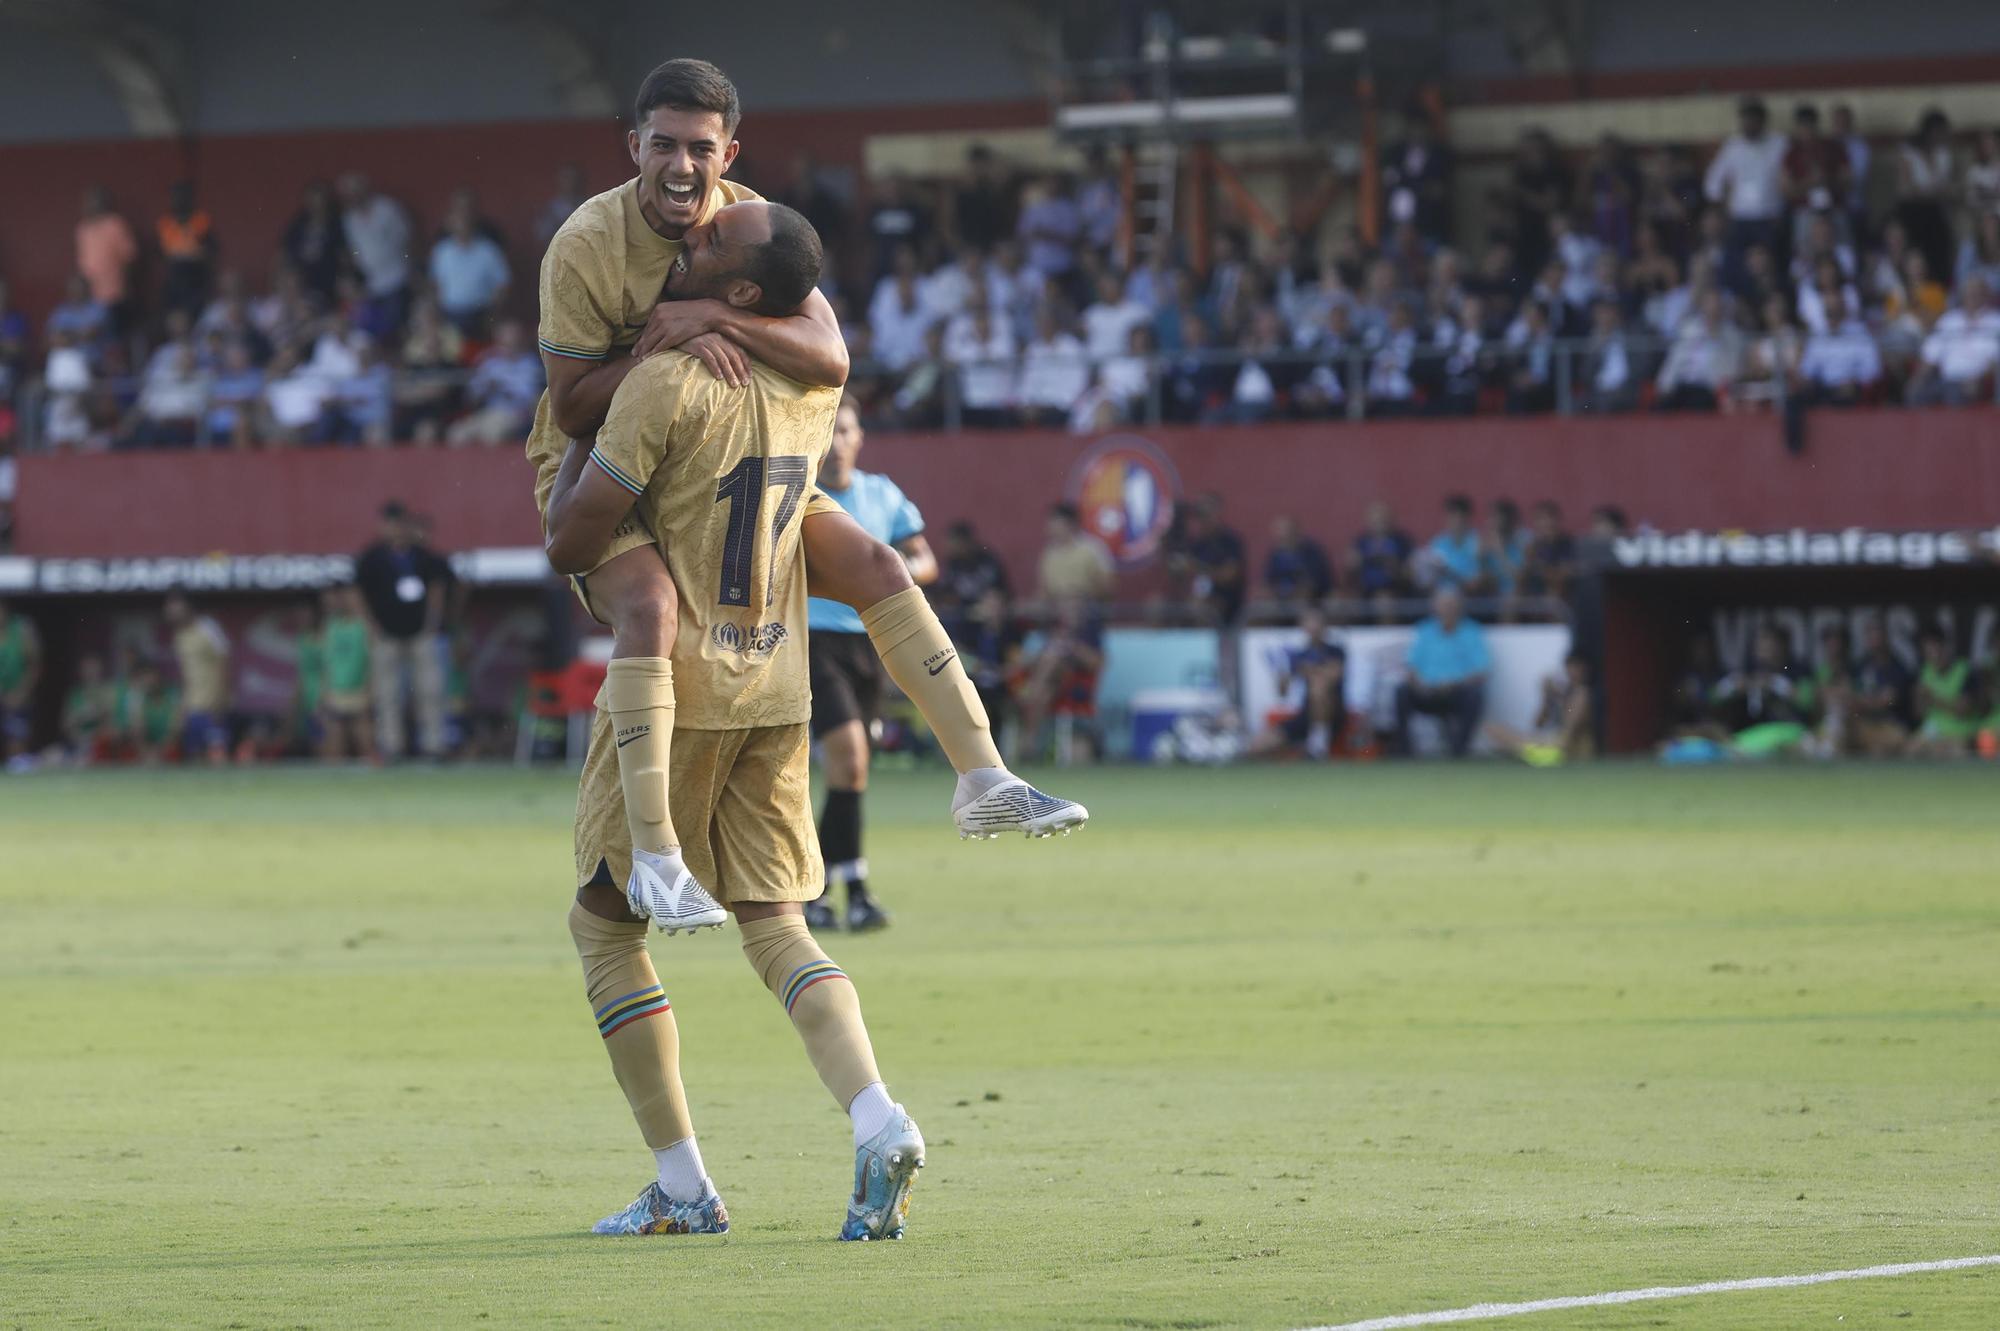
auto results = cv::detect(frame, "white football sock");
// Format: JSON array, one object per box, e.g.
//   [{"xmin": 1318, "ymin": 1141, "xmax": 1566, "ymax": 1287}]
[
  {"xmin": 847, "ymin": 1081, "xmax": 897, "ymax": 1145},
  {"xmin": 951, "ymin": 766, "xmax": 1012, "ymax": 810},
  {"xmin": 653, "ymin": 1136, "xmax": 710, "ymax": 1203}
]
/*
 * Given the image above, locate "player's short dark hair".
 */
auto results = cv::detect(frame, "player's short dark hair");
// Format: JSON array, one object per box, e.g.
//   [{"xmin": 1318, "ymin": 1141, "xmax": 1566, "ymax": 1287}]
[
  {"xmin": 635, "ymin": 59, "xmax": 741, "ymax": 135},
  {"xmin": 1444, "ymin": 493, "xmax": 1472, "ymax": 516},
  {"xmin": 740, "ymin": 203, "xmax": 823, "ymax": 316},
  {"xmin": 1050, "ymin": 502, "xmax": 1081, "ymax": 525}
]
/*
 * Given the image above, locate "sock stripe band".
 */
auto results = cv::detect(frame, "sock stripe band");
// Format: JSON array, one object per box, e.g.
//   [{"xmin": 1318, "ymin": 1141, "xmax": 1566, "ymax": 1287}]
[
  {"xmin": 780, "ymin": 961, "xmax": 847, "ymax": 1014},
  {"xmin": 595, "ymin": 985, "xmax": 671, "ymax": 1037}
]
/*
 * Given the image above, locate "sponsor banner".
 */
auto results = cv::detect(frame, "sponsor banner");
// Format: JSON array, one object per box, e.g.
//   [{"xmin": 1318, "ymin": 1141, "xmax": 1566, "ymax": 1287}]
[
  {"xmin": 1239, "ymin": 624, "xmax": 1573, "ymax": 751},
  {"xmin": 11, "ymin": 547, "xmax": 552, "ymax": 596},
  {"xmin": 1711, "ymin": 601, "xmax": 2000, "ymax": 674},
  {"xmin": 1613, "ymin": 526, "xmax": 2000, "ymax": 572}
]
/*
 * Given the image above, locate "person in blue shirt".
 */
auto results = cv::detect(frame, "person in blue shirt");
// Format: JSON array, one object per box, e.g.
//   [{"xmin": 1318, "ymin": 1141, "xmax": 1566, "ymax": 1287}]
[
  {"xmin": 1393, "ymin": 586, "xmax": 1491, "ymax": 757},
  {"xmin": 806, "ymin": 402, "xmax": 938, "ymax": 933},
  {"xmin": 1424, "ymin": 493, "xmax": 1484, "ymax": 593}
]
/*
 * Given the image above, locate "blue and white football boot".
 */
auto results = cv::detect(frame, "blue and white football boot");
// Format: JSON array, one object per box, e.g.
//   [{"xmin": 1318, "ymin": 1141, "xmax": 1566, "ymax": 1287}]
[
  {"xmin": 839, "ymin": 1105, "xmax": 925, "ymax": 1241},
  {"xmin": 591, "ymin": 1181, "xmax": 730, "ymax": 1236},
  {"xmin": 951, "ymin": 769, "xmax": 1089, "ymax": 840},
  {"xmin": 626, "ymin": 848, "xmax": 728, "ymax": 936}
]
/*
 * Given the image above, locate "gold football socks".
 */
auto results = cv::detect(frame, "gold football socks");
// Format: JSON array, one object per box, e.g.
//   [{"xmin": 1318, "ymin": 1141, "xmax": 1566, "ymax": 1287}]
[
  {"xmin": 860, "ymin": 587, "xmax": 1004, "ymax": 775},
  {"xmin": 568, "ymin": 902, "xmax": 695, "ymax": 1150},
  {"xmin": 602, "ymin": 657, "xmax": 680, "ymax": 854},
  {"xmin": 739, "ymin": 914, "xmax": 882, "ymax": 1109}
]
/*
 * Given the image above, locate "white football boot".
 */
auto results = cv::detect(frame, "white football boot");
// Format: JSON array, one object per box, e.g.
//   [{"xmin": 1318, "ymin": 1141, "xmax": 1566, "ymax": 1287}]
[
  {"xmin": 625, "ymin": 848, "xmax": 727, "ymax": 935},
  {"xmin": 950, "ymin": 768, "xmax": 1090, "ymax": 840}
]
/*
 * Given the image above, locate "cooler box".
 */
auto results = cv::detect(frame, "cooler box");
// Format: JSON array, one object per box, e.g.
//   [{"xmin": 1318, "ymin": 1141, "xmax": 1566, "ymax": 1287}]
[{"xmin": 1130, "ymin": 687, "xmax": 1228, "ymax": 763}]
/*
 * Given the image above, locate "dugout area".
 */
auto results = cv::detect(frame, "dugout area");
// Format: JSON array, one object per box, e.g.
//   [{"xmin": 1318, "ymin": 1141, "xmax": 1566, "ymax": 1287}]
[{"xmin": 1597, "ymin": 548, "xmax": 2000, "ymax": 752}]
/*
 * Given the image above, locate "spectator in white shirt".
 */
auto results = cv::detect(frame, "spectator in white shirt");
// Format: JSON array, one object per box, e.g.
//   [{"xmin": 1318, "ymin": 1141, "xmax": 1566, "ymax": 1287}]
[
  {"xmin": 1080, "ymin": 272, "xmax": 1149, "ymax": 363},
  {"xmin": 1957, "ymin": 211, "xmax": 2000, "ymax": 300},
  {"xmin": 1364, "ymin": 303, "xmax": 1419, "ymax": 417},
  {"xmin": 1016, "ymin": 308, "xmax": 1088, "ymax": 426},
  {"xmin": 1656, "ymin": 288, "xmax": 1744, "ymax": 411},
  {"xmin": 337, "ymin": 173, "xmax": 413, "ymax": 331},
  {"xmin": 868, "ymin": 253, "xmax": 935, "ymax": 372},
  {"xmin": 1096, "ymin": 322, "xmax": 1156, "ymax": 418},
  {"xmin": 1908, "ymin": 276, "xmax": 2000, "ymax": 406},
  {"xmin": 1016, "ymin": 176, "xmax": 1082, "ymax": 283},
  {"xmin": 1744, "ymin": 294, "xmax": 1804, "ymax": 400},
  {"xmin": 942, "ymin": 296, "xmax": 1017, "ymax": 427},
  {"xmin": 260, "ymin": 343, "xmax": 332, "ymax": 446},
  {"xmin": 1808, "ymin": 254, "xmax": 1864, "ymax": 337},
  {"xmin": 428, "ymin": 194, "xmax": 510, "ymax": 336},
  {"xmin": 1796, "ymin": 291, "xmax": 1882, "ymax": 405},
  {"xmin": 919, "ymin": 248, "xmax": 984, "ymax": 324},
  {"xmin": 126, "ymin": 342, "xmax": 209, "ymax": 447},
  {"xmin": 1789, "ymin": 213, "xmax": 1856, "ymax": 296},
  {"xmin": 1579, "ymin": 299, "xmax": 1635, "ymax": 413},
  {"xmin": 1548, "ymin": 212, "xmax": 1602, "ymax": 310},
  {"xmin": 1964, "ymin": 129, "xmax": 2000, "ymax": 221},
  {"xmin": 42, "ymin": 329, "xmax": 96, "ymax": 447},
  {"xmin": 985, "ymin": 239, "xmax": 1043, "ymax": 341},
  {"xmin": 1704, "ymin": 97, "xmax": 1788, "ymax": 296}
]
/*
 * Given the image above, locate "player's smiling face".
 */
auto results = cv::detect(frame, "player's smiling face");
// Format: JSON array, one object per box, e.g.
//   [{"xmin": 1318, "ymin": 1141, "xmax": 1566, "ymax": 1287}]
[{"xmin": 628, "ymin": 105, "xmax": 739, "ymax": 239}]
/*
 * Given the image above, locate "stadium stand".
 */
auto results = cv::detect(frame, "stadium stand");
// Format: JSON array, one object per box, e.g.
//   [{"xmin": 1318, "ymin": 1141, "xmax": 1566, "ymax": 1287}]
[{"xmin": 2, "ymin": 0, "xmax": 1997, "ymax": 769}]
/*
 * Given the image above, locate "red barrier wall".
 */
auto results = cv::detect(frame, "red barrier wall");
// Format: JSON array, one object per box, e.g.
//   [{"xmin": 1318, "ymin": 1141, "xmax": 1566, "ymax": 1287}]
[
  {"xmin": 0, "ymin": 100, "xmax": 1047, "ymax": 330},
  {"xmin": 18, "ymin": 410, "xmax": 2000, "ymax": 587}
]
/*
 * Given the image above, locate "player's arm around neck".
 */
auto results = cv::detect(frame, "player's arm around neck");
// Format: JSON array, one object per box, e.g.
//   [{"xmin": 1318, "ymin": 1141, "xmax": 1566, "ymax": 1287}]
[
  {"xmin": 543, "ymin": 348, "xmax": 641, "ymax": 440},
  {"xmin": 703, "ymin": 285, "xmax": 849, "ymax": 387}
]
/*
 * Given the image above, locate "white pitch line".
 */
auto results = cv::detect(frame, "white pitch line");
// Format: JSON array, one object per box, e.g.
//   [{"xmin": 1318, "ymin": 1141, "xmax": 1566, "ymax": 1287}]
[{"xmin": 1301, "ymin": 1254, "xmax": 2000, "ymax": 1331}]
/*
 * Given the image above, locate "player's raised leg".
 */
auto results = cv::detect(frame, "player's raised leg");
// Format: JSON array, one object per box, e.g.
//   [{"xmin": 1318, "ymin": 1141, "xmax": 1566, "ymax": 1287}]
[
  {"xmin": 738, "ymin": 900, "xmax": 924, "ymax": 1240},
  {"xmin": 803, "ymin": 510, "xmax": 1089, "ymax": 839},
  {"xmin": 585, "ymin": 542, "xmax": 725, "ymax": 933},
  {"xmin": 568, "ymin": 882, "xmax": 728, "ymax": 1235}
]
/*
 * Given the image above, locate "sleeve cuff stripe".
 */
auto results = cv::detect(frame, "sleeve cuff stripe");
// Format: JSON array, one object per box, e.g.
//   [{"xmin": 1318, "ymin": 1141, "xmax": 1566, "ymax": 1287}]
[
  {"xmin": 538, "ymin": 340, "xmax": 610, "ymax": 361},
  {"xmin": 589, "ymin": 449, "xmax": 646, "ymax": 495}
]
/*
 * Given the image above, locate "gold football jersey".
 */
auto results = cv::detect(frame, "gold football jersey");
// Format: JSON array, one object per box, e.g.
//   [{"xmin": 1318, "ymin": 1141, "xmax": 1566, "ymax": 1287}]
[
  {"xmin": 528, "ymin": 176, "xmax": 761, "ymax": 518},
  {"xmin": 589, "ymin": 352, "xmax": 840, "ymax": 731}
]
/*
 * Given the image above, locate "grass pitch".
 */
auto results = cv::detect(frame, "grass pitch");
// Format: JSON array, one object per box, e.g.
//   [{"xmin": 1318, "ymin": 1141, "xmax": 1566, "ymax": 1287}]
[{"xmin": 2, "ymin": 762, "xmax": 1996, "ymax": 1330}]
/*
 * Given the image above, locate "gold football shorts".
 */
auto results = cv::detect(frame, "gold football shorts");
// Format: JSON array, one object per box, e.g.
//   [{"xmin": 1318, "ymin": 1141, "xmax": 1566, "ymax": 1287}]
[{"xmin": 574, "ymin": 707, "xmax": 822, "ymax": 906}]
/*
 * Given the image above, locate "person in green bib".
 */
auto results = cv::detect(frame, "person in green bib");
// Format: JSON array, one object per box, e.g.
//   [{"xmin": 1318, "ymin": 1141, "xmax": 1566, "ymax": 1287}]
[
  {"xmin": 116, "ymin": 659, "xmax": 180, "ymax": 765},
  {"xmin": 1906, "ymin": 628, "xmax": 1982, "ymax": 758},
  {"xmin": 0, "ymin": 599, "xmax": 42, "ymax": 766},
  {"xmin": 319, "ymin": 585, "xmax": 374, "ymax": 760},
  {"xmin": 60, "ymin": 653, "xmax": 118, "ymax": 764}
]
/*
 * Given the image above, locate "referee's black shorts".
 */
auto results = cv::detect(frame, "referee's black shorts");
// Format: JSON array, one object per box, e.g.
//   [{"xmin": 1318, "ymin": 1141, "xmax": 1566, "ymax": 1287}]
[{"xmin": 809, "ymin": 632, "xmax": 882, "ymax": 739}]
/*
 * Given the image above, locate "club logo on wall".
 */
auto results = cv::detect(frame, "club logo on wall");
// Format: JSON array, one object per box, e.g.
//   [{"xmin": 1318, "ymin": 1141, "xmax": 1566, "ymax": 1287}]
[{"xmin": 1066, "ymin": 436, "xmax": 1181, "ymax": 570}]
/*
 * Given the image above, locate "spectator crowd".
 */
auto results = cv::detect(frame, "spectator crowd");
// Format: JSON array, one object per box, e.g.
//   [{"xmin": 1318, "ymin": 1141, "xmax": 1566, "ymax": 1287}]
[
  {"xmin": 6, "ymin": 175, "xmax": 549, "ymax": 455},
  {"xmin": 5, "ymin": 99, "xmax": 2000, "ymax": 456},
  {"xmin": 821, "ymin": 101, "xmax": 2000, "ymax": 429}
]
